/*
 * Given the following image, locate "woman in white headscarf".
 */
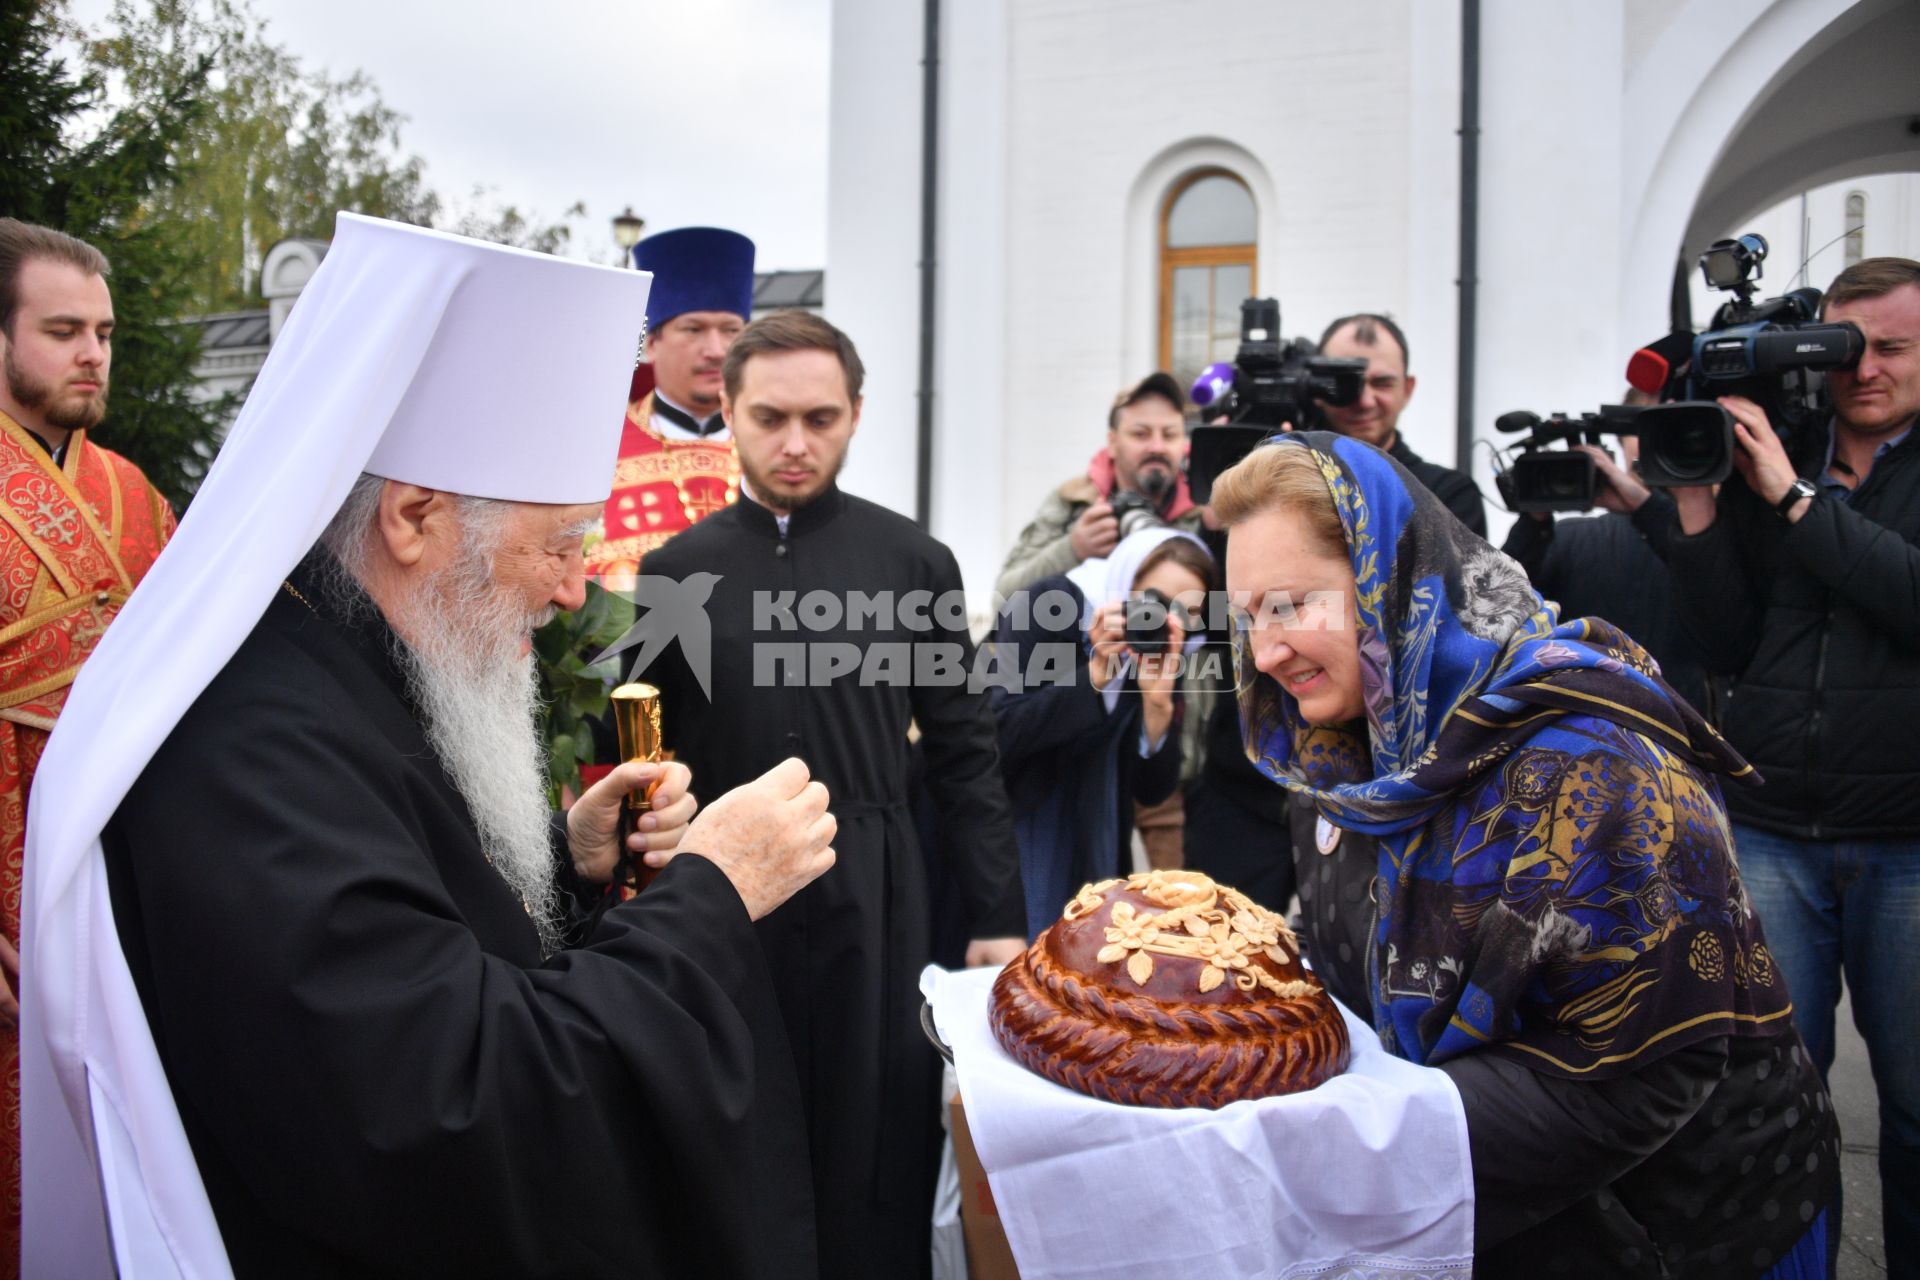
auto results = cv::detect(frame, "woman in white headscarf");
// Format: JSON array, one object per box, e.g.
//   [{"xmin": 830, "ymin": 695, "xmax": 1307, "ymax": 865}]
[{"xmin": 989, "ymin": 527, "xmax": 1214, "ymax": 938}]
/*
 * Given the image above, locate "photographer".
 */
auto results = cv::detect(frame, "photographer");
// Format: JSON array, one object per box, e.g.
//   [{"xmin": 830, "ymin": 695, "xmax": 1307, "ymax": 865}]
[
  {"xmin": 988, "ymin": 529, "xmax": 1214, "ymax": 937},
  {"xmin": 997, "ymin": 372, "xmax": 1209, "ymax": 873},
  {"xmin": 1318, "ymin": 313, "xmax": 1486, "ymax": 536},
  {"xmin": 994, "ymin": 373, "xmax": 1206, "ymax": 601},
  {"xmin": 1501, "ymin": 428, "xmax": 1709, "ymax": 710},
  {"xmin": 1668, "ymin": 256, "xmax": 1920, "ymax": 1268}
]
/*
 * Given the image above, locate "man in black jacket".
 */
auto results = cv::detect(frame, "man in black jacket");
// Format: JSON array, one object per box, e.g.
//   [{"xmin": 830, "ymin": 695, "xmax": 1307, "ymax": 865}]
[
  {"xmin": 1668, "ymin": 255, "xmax": 1920, "ymax": 1270},
  {"xmin": 1502, "ymin": 437, "xmax": 1710, "ymax": 711},
  {"xmin": 1316, "ymin": 312, "xmax": 1486, "ymax": 536}
]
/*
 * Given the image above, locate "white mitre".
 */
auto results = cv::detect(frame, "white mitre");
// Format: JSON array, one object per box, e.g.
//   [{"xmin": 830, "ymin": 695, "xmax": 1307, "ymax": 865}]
[{"xmin": 21, "ymin": 212, "xmax": 651, "ymax": 1278}]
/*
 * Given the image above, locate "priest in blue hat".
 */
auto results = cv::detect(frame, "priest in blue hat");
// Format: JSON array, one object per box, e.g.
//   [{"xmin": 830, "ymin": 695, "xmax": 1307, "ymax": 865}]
[{"xmin": 587, "ymin": 226, "xmax": 755, "ymax": 589}]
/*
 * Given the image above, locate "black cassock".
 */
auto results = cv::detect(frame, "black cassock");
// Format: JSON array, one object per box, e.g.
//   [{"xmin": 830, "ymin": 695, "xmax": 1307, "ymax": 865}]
[
  {"xmin": 633, "ymin": 487, "xmax": 1023, "ymax": 1279},
  {"xmin": 102, "ymin": 556, "xmax": 817, "ymax": 1279}
]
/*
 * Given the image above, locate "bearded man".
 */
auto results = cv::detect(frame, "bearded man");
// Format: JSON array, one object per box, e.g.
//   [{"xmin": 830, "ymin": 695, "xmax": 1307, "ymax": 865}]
[
  {"xmin": 0, "ymin": 219, "xmax": 174, "ymax": 1275},
  {"xmin": 993, "ymin": 372, "xmax": 1202, "ymax": 601},
  {"xmin": 23, "ymin": 214, "xmax": 833, "ymax": 1278},
  {"xmin": 629, "ymin": 311, "xmax": 1024, "ymax": 1280}
]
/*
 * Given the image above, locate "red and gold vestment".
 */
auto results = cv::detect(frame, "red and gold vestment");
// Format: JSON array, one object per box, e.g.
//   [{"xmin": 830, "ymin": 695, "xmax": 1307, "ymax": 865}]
[
  {"xmin": 0, "ymin": 411, "xmax": 173, "ymax": 1272},
  {"xmin": 583, "ymin": 393, "xmax": 738, "ymax": 592}
]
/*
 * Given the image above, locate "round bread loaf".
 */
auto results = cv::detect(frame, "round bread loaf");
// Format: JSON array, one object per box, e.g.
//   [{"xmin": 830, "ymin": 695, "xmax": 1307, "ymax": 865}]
[{"xmin": 989, "ymin": 869, "xmax": 1350, "ymax": 1109}]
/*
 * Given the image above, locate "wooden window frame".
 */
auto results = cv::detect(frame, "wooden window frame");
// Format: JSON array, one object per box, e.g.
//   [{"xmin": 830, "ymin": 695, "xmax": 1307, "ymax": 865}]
[{"xmin": 1157, "ymin": 168, "xmax": 1258, "ymax": 373}]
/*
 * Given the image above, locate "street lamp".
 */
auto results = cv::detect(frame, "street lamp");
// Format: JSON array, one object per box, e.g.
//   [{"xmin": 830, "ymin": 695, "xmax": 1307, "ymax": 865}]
[{"xmin": 610, "ymin": 207, "xmax": 646, "ymax": 266}]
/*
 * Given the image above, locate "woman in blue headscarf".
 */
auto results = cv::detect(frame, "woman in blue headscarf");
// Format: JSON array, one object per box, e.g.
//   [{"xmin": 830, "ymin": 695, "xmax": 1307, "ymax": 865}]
[{"xmin": 1212, "ymin": 434, "xmax": 1836, "ymax": 1279}]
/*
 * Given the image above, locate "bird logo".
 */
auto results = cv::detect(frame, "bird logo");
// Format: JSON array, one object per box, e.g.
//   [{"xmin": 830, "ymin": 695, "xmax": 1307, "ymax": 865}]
[{"xmin": 594, "ymin": 573, "xmax": 723, "ymax": 699}]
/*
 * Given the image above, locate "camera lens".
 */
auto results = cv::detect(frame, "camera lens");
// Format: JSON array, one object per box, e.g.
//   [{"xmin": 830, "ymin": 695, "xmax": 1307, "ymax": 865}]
[
  {"xmin": 1124, "ymin": 588, "xmax": 1173, "ymax": 653},
  {"xmin": 1545, "ymin": 461, "xmax": 1586, "ymax": 498},
  {"xmin": 1660, "ymin": 422, "xmax": 1720, "ymax": 481},
  {"xmin": 1108, "ymin": 491, "xmax": 1167, "ymax": 539},
  {"xmin": 1641, "ymin": 403, "xmax": 1733, "ymax": 485}
]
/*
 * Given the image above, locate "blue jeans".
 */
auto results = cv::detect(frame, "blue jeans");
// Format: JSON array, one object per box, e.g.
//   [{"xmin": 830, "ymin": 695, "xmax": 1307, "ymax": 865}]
[{"xmin": 1734, "ymin": 823, "xmax": 1920, "ymax": 1275}]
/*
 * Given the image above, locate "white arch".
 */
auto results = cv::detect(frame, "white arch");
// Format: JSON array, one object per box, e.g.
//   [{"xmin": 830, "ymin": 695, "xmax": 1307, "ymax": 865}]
[
  {"xmin": 1684, "ymin": 0, "xmax": 1920, "ymax": 256},
  {"xmin": 1620, "ymin": 0, "xmax": 1881, "ymax": 345},
  {"xmin": 1121, "ymin": 138, "xmax": 1279, "ymax": 379},
  {"xmin": 260, "ymin": 239, "xmax": 329, "ymax": 342}
]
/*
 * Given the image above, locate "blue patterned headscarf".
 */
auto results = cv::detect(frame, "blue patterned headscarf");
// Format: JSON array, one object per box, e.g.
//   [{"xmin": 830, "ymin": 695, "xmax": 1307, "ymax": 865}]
[{"xmin": 1235, "ymin": 434, "xmax": 1787, "ymax": 1076}]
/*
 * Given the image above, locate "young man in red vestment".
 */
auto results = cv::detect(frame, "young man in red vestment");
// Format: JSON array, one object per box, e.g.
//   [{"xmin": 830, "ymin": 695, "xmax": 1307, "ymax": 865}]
[
  {"xmin": 0, "ymin": 219, "xmax": 174, "ymax": 1275},
  {"xmin": 586, "ymin": 226, "xmax": 755, "ymax": 590}
]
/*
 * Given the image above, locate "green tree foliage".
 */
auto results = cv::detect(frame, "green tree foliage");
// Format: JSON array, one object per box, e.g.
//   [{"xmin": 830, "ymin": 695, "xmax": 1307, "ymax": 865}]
[
  {"xmin": 81, "ymin": 0, "xmax": 578, "ymax": 314},
  {"xmin": 446, "ymin": 190, "xmax": 588, "ymax": 258},
  {"xmin": 0, "ymin": 0, "xmax": 228, "ymax": 506},
  {"xmin": 533, "ymin": 582, "xmax": 634, "ymax": 806},
  {"xmin": 1, "ymin": 0, "xmax": 583, "ymax": 504},
  {"xmin": 84, "ymin": 0, "xmax": 441, "ymax": 313}
]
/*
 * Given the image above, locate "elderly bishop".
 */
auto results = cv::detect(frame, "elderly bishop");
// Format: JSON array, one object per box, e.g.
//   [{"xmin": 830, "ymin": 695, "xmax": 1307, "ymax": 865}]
[{"xmin": 22, "ymin": 215, "xmax": 833, "ymax": 1278}]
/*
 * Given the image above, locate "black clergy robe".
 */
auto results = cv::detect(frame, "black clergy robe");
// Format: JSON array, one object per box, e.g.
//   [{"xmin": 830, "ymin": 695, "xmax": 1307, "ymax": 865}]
[
  {"xmin": 101, "ymin": 556, "xmax": 817, "ymax": 1279},
  {"xmin": 632, "ymin": 486, "xmax": 1023, "ymax": 1280}
]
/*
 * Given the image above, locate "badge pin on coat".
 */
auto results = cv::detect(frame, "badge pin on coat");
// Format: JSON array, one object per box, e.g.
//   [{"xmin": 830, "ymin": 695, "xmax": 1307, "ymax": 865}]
[{"xmin": 1315, "ymin": 815, "xmax": 1342, "ymax": 855}]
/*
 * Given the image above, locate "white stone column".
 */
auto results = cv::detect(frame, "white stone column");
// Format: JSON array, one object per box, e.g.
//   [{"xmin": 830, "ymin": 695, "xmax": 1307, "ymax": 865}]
[
  {"xmin": 934, "ymin": 0, "xmax": 1012, "ymax": 617},
  {"xmin": 1402, "ymin": 0, "xmax": 1464, "ymax": 474},
  {"xmin": 1473, "ymin": 0, "xmax": 1628, "ymax": 539},
  {"xmin": 827, "ymin": 0, "xmax": 927, "ymax": 519}
]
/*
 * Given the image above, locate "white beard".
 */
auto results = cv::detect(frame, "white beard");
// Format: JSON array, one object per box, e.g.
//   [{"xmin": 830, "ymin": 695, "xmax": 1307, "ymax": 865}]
[{"xmin": 393, "ymin": 529, "xmax": 563, "ymax": 953}]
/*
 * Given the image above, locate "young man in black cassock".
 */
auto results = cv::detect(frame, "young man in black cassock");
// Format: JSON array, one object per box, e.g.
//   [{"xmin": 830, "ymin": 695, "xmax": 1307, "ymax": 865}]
[{"xmin": 630, "ymin": 312, "xmax": 1026, "ymax": 1279}]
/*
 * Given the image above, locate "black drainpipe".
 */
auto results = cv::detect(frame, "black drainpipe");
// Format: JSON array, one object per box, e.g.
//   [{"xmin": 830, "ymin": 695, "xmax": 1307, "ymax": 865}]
[
  {"xmin": 1455, "ymin": 0, "xmax": 1480, "ymax": 471},
  {"xmin": 914, "ymin": 0, "xmax": 941, "ymax": 528}
]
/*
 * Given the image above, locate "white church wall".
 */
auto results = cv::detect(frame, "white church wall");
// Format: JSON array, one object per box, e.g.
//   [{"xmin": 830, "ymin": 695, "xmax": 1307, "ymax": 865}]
[
  {"xmin": 826, "ymin": 0, "xmax": 1892, "ymax": 595},
  {"xmin": 996, "ymin": 0, "xmax": 1418, "ymax": 595}
]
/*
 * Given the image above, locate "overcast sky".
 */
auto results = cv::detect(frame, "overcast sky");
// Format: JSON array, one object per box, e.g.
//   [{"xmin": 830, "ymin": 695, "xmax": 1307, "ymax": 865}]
[{"xmin": 66, "ymin": 0, "xmax": 833, "ymax": 271}]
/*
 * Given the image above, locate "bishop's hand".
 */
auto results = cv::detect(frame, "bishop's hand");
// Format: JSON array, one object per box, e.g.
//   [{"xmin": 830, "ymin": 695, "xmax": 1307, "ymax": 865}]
[
  {"xmin": 567, "ymin": 760, "xmax": 696, "ymax": 884},
  {"xmin": 965, "ymin": 937, "xmax": 1025, "ymax": 968},
  {"xmin": 681, "ymin": 758, "xmax": 838, "ymax": 921}
]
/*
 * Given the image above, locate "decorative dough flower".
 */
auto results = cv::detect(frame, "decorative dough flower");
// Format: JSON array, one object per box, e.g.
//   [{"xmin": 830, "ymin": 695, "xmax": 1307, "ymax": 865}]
[
  {"xmin": 1197, "ymin": 922, "xmax": 1255, "ymax": 994},
  {"xmin": 1097, "ymin": 901, "xmax": 1165, "ymax": 985}
]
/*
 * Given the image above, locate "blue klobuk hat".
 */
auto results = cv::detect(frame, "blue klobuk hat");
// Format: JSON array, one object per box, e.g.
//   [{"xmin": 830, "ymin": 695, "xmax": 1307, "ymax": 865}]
[{"xmin": 632, "ymin": 226, "xmax": 756, "ymax": 329}]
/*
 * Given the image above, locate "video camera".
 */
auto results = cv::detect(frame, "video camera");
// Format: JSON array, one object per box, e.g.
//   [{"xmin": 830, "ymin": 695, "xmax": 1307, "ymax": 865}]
[
  {"xmin": 1492, "ymin": 232, "xmax": 1865, "ymax": 513},
  {"xmin": 1492, "ymin": 402, "xmax": 1734, "ymax": 513},
  {"xmin": 1185, "ymin": 298, "xmax": 1367, "ymax": 504},
  {"xmin": 1674, "ymin": 234, "xmax": 1864, "ymax": 439}
]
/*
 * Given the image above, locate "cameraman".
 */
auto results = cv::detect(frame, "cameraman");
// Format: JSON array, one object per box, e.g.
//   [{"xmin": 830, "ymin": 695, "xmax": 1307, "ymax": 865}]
[
  {"xmin": 994, "ymin": 373, "xmax": 1205, "ymax": 601},
  {"xmin": 1501, "ymin": 423, "xmax": 1710, "ymax": 710},
  {"xmin": 1668, "ymin": 256, "xmax": 1920, "ymax": 1268},
  {"xmin": 1318, "ymin": 313, "xmax": 1486, "ymax": 535}
]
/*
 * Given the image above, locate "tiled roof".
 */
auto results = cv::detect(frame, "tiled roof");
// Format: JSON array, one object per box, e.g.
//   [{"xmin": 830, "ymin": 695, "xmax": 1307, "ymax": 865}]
[
  {"xmin": 197, "ymin": 311, "xmax": 272, "ymax": 350},
  {"xmin": 753, "ymin": 269, "xmax": 825, "ymax": 311}
]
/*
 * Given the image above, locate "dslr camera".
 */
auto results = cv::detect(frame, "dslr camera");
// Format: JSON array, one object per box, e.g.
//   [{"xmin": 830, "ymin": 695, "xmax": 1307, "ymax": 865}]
[
  {"xmin": 1106, "ymin": 489, "xmax": 1168, "ymax": 539},
  {"xmin": 1122, "ymin": 587, "xmax": 1192, "ymax": 655},
  {"xmin": 1492, "ymin": 232, "xmax": 1864, "ymax": 513},
  {"xmin": 1185, "ymin": 298, "xmax": 1367, "ymax": 504}
]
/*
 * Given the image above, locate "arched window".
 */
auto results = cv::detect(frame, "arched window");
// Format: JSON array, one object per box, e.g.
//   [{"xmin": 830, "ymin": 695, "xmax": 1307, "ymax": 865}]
[
  {"xmin": 1158, "ymin": 169, "xmax": 1257, "ymax": 393},
  {"xmin": 1844, "ymin": 191, "xmax": 1867, "ymax": 267}
]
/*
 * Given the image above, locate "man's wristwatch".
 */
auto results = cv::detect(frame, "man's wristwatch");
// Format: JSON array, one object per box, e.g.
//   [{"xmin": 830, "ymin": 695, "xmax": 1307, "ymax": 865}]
[{"xmin": 1775, "ymin": 477, "xmax": 1817, "ymax": 519}]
